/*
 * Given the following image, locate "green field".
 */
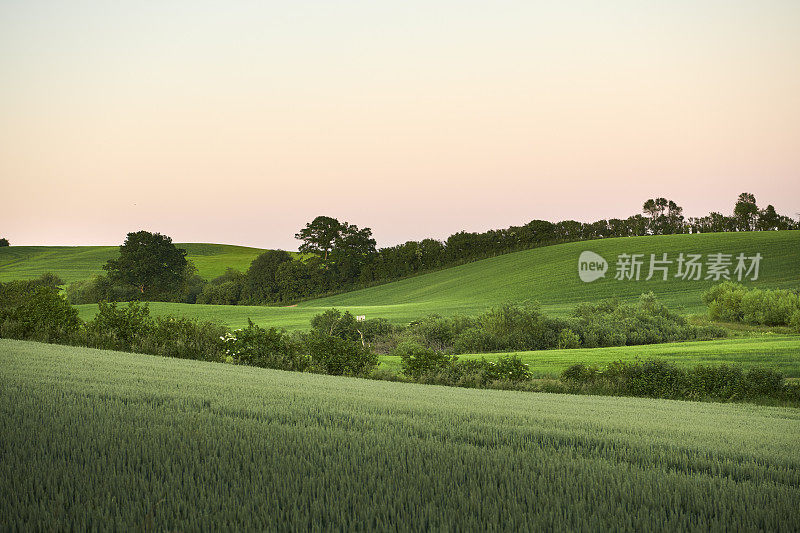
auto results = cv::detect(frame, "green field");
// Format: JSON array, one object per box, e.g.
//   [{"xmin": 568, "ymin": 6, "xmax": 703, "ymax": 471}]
[
  {"xmin": 72, "ymin": 231, "xmax": 800, "ymax": 329},
  {"xmin": 2, "ymin": 339, "xmax": 798, "ymax": 530},
  {"xmin": 377, "ymin": 335, "xmax": 800, "ymax": 376},
  {"xmin": 0, "ymin": 243, "xmax": 272, "ymax": 283}
]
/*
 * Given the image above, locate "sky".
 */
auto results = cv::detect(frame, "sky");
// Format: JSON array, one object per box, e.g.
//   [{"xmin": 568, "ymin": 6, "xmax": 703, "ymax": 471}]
[{"xmin": 1, "ymin": 0, "xmax": 799, "ymax": 250}]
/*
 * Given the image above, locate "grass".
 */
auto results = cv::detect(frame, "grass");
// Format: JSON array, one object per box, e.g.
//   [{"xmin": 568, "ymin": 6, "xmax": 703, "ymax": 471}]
[
  {"xmin": 0, "ymin": 243, "xmax": 274, "ymax": 282},
  {"xmin": 2, "ymin": 339, "xmax": 799, "ymax": 530},
  {"xmin": 73, "ymin": 231, "xmax": 800, "ymax": 330},
  {"xmin": 377, "ymin": 335, "xmax": 800, "ymax": 377}
]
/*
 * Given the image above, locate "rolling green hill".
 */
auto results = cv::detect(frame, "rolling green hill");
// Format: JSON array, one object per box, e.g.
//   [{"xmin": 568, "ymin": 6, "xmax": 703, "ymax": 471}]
[
  {"xmin": 74, "ymin": 230, "xmax": 800, "ymax": 329},
  {"xmin": 0, "ymin": 243, "xmax": 272, "ymax": 283},
  {"xmin": 378, "ymin": 335, "xmax": 800, "ymax": 377},
  {"xmin": 3, "ymin": 339, "xmax": 799, "ymax": 530}
]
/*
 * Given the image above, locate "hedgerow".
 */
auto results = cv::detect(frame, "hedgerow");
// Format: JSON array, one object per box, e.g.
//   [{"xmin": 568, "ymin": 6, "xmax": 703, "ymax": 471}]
[
  {"xmin": 704, "ymin": 281, "xmax": 800, "ymax": 328},
  {"xmin": 0, "ymin": 277, "xmax": 794, "ymax": 404}
]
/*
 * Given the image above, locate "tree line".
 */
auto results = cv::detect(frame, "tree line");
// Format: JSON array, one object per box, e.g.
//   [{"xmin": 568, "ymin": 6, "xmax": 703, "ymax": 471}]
[{"xmin": 65, "ymin": 192, "xmax": 797, "ymax": 306}]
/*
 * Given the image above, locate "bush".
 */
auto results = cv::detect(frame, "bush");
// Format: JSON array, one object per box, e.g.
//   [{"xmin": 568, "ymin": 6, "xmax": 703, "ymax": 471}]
[
  {"xmin": 377, "ymin": 296, "xmax": 721, "ymax": 356},
  {"xmin": 196, "ymin": 269, "xmax": 245, "ymax": 305},
  {"xmin": 492, "ymin": 355, "xmax": 533, "ymax": 382},
  {"xmin": 396, "ymin": 341, "xmax": 455, "ymax": 379},
  {"xmin": 570, "ymin": 294, "xmax": 725, "ymax": 348},
  {"xmin": 222, "ymin": 320, "xmax": 307, "ymax": 371},
  {"xmin": 561, "ymin": 359, "xmax": 796, "ymax": 402},
  {"xmin": 66, "ymin": 275, "xmax": 139, "ymax": 304},
  {"xmin": 145, "ymin": 316, "xmax": 228, "ymax": 362},
  {"xmin": 0, "ymin": 279, "xmax": 81, "ymax": 342},
  {"xmin": 84, "ymin": 301, "xmax": 154, "ymax": 350},
  {"xmin": 557, "ymin": 329, "xmax": 581, "ymax": 349},
  {"xmin": 310, "ymin": 309, "xmax": 363, "ymax": 342},
  {"xmin": 560, "ymin": 363, "xmax": 597, "ymax": 383},
  {"xmin": 704, "ymin": 282, "xmax": 800, "ymax": 326},
  {"xmin": 306, "ymin": 333, "xmax": 378, "ymax": 376}
]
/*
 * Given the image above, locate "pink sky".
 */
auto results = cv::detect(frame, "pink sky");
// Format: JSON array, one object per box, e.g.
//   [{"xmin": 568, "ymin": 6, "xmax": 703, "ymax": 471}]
[{"xmin": 2, "ymin": 1, "xmax": 798, "ymax": 250}]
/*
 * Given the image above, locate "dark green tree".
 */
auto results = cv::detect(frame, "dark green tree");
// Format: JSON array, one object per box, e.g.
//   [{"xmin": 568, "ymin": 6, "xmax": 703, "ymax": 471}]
[
  {"xmin": 757, "ymin": 204, "xmax": 780, "ymax": 231},
  {"xmin": 241, "ymin": 250, "xmax": 294, "ymax": 304},
  {"xmin": 734, "ymin": 192, "xmax": 758, "ymax": 231},
  {"xmin": 295, "ymin": 216, "xmax": 345, "ymax": 261},
  {"xmin": 103, "ymin": 230, "xmax": 188, "ymax": 299},
  {"xmin": 330, "ymin": 223, "xmax": 376, "ymax": 282},
  {"xmin": 0, "ymin": 237, "xmax": 8, "ymax": 247}
]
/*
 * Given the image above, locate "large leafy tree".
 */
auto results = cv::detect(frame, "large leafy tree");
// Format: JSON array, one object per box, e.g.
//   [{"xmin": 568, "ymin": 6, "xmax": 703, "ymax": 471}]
[
  {"xmin": 295, "ymin": 216, "xmax": 345, "ymax": 261},
  {"xmin": 0, "ymin": 237, "xmax": 9, "ymax": 247},
  {"xmin": 295, "ymin": 216, "xmax": 376, "ymax": 284},
  {"xmin": 241, "ymin": 250, "xmax": 294, "ymax": 304},
  {"xmin": 734, "ymin": 192, "xmax": 758, "ymax": 231},
  {"xmin": 330, "ymin": 223, "xmax": 377, "ymax": 281},
  {"xmin": 103, "ymin": 230, "xmax": 188, "ymax": 298}
]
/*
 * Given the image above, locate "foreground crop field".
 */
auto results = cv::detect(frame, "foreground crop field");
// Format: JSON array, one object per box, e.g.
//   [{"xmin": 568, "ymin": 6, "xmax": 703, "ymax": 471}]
[
  {"xmin": 73, "ymin": 231, "xmax": 800, "ymax": 329},
  {"xmin": 0, "ymin": 243, "xmax": 271, "ymax": 283},
  {"xmin": 377, "ymin": 335, "xmax": 800, "ymax": 377},
  {"xmin": 2, "ymin": 340, "xmax": 799, "ymax": 530}
]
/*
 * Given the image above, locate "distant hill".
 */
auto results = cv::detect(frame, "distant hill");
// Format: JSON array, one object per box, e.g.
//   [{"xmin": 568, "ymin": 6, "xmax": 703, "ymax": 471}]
[
  {"xmin": 0, "ymin": 243, "xmax": 274, "ymax": 283},
  {"xmin": 298, "ymin": 230, "xmax": 800, "ymax": 318},
  {"xmin": 69, "ymin": 230, "xmax": 800, "ymax": 329}
]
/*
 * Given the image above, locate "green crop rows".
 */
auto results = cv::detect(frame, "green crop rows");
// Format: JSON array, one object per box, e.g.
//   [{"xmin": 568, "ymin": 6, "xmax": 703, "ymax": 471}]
[{"xmin": 2, "ymin": 339, "xmax": 799, "ymax": 530}]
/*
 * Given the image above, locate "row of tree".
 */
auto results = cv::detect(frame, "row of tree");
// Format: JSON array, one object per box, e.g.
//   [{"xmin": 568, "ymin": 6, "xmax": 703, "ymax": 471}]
[{"xmin": 67, "ymin": 192, "xmax": 797, "ymax": 306}]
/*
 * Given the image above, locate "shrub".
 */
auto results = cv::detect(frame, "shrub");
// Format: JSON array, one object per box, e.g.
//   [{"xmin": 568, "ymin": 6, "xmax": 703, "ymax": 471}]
[
  {"xmin": 704, "ymin": 282, "xmax": 800, "ymax": 326},
  {"xmin": 66, "ymin": 275, "xmax": 140, "ymax": 304},
  {"xmin": 145, "ymin": 316, "xmax": 228, "ymax": 362},
  {"xmin": 223, "ymin": 320, "xmax": 307, "ymax": 370},
  {"xmin": 196, "ymin": 280, "xmax": 243, "ymax": 305},
  {"xmin": 561, "ymin": 359, "xmax": 795, "ymax": 402},
  {"xmin": 84, "ymin": 301, "xmax": 154, "ymax": 350},
  {"xmin": 557, "ymin": 329, "xmax": 581, "ymax": 349},
  {"xmin": 196, "ymin": 268, "xmax": 245, "ymax": 305},
  {"xmin": 560, "ymin": 363, "xmax": 597, "ymax": 383},
  {"xmin": 493, "ymin": 355, "xmax": 533, "ymax": 382},
  {"xmin": 396, "ymin": 341, "xmax": 455, "ymax": 379},
  {"xmin": 306, "ymin": 333, "xmax": 378, "ymax": 376},
  {"xmin": 310, "ymin": 309, "xmax": 363, "ymax": 342},
  {"xmin": 0, "ymin": 280, "xmax": 81, "ymax": 342}
]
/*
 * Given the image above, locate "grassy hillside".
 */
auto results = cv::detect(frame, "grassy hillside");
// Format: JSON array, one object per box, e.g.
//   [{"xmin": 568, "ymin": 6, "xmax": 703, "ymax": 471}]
[
  {"xmin": 2, "ymin": 339, "xmax": 798, "ymax": 530},
  {"xmin": 75, "ymin": 230, "xmax": 800, "ymax": 329},
  {"xmin": 377, "ymin": 335, "xmax": 800, "ymax": 377},
  {"xmin": 0, "ymin": 243, "xmax": 272, "ymax": 283}
]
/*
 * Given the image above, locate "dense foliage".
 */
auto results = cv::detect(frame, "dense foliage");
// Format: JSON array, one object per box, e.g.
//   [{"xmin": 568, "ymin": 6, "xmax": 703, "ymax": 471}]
[
  {"xmin": 103, "ymin": 230, "xmax": 190, "ymax": 299},
  {"xmin": 3, "ymin": 340, "xmax": 799, "ymax": 530},
  {"xmin": 379, "ymin": 295, "xmax": 724, "ymax": 355},
  {"xmin": 0, "ymin": 275, "xmax": 80, "ymax": 342},
  {"xmin": 704, "ymin": 282, "xmax": 800, "ymax": 329},
  {"xmin": 561, "ymin": 359, "xmax": 799, "ymax": 402},
  {"xmin": 0, "ymin": 237, "xmax": 9, "ymax": 247}
]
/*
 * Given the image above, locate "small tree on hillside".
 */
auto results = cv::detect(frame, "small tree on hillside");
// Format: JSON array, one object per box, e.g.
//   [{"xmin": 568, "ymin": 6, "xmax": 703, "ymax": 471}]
[
  {"xmin": 103, "ymin": 230, "xmax": 188, "ymax": 299},
  {"xmin": 0, "ymin": 237, "xmax": 9, "ymax": 247}
]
